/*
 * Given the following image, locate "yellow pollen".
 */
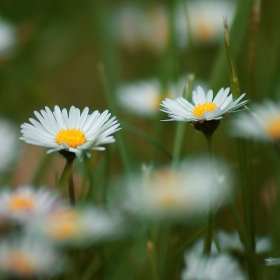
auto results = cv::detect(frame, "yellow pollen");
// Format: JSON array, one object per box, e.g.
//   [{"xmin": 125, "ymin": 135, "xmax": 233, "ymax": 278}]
[
  {"xmin": 193, "ymin": 102, "xmax": 218, "ymax": 118},
  {"xmin": 9, "ymin": 196, "xmax": 35, "ymax": 212},
  {"xmin": 56, "ymin": 129, "xmax": 86, "ymax": 148},
  {"xmin": 46, "ymin": 210, "xmax": 80, "ymax": 240},
  {"xmin": 5, "ymin": 251, "xmax": 34, "ymax": 276},
  {"xmin": 265, "ymin": 119, "xmax": 280, "ymax": 140}
]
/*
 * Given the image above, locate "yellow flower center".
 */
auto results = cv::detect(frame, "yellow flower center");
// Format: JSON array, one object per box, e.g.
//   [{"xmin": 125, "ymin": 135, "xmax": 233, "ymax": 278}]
[
  {"xmin": 193, "ymin": 102, "xmax": 217, "ymax": 118},
  {"xmin": 56, "ymin": 129, "xmax": 86, "ymax": 148},
  {"xmin": 265, "ymin": 119, "xmax": 280, "ymax": 139},
  {"xmin": 9, "ymin": 195, "xmax": 35, "ymax": 212},
  {"xmin": 5, "ymin": 251, "xmax": 35, "ymax": 276},
  {"xmin": 46, "ymin": 209, "xmax": 80, "ymax": 240}
]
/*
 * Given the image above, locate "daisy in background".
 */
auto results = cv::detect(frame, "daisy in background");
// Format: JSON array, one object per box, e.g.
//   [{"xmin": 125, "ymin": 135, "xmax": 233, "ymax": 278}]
[
  {"xmin": 117, "ymin": 78, "xmax": 188, "ymax": 117},
  {"xmin": 119, "ymin": 157, "xmax": 232, "ymax": 222},
  {"xmin": 265, "ymin": 257, "xmax": 280, "ymax": 266},
  {"xmin": 0, "ymin": 185, "xmax": 63, "ymax": 223},
  {"xmin": 0, "ymin": 236, "xmax": 63, "ymax": 278},
  {"xmin": 181, "ymin": 251, "xmax": 246, "ymax": 280},
  {"xmin": 26, "ymin": 206, "xmax": 124, "ymax": 246},
  {"xmin": 175, "ymin": 0, "xmax": 236, "ymax": 48},
  {"xmin": 231, "ymin": 99, "xmax": 280, "ymax": 143},
  {"xmin": 0, "ymin": 118, "xmax": 20, "ymax": 175},
  {"xmin": 20, "ymin": 105, "xmax": 121, "ymax": 159}
]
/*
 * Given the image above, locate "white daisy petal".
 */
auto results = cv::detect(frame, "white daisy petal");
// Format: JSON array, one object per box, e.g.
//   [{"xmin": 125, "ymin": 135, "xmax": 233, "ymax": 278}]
[
  {"xmin": 161, "ymin": 86, "xmax": 248, "ymax": 123},
  {"xmin": 20, "ymin": 106, "xmax": 120, "ymax": 159}
]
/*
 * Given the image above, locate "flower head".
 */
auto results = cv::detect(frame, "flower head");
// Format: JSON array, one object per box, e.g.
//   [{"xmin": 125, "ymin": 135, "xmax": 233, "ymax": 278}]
[
  {"xmin": 161, "ymin": 86, "xmax": 248, "ymax": 123},
  {"xmin": 0, "ymin": 236, "xmax": 62, "ymax": 277},
  {"xmin": 0, "ymin": 185, "xmax": 63, "ymax": 223},
  {"xmin": 120, "ymin": 157, "xmax": 232, "ymax": 221},
  {"xmin": 27, "ymin": 206, "xmax": 123, "ymax": 246},
  {"xmin": 181, "ymin": 252, "xmax": 246, "ymax": 280},
  {"xmin": 231, "ymin": 100, "xmax": 280, "ymax": 142},
  {"xmin": 20, "ymin": 106, "xmax": 121, "ymax": 158}
]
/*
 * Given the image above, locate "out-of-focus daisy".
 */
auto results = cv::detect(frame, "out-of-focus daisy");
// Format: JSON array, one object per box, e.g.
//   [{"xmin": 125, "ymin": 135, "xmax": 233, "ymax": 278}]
[
  {"xmin": 20, "ymin": 106, "xmax": 121, "ymax": 158},
  {"xmin": 190, "ymin": 230, "xmax": 272, "ymax": 254},
  {"xmin": 265, "ymin": 257, "xmax": 280, "ymax": 266},
  {"xmin": 120, "ymin": 157, "xmax": 232, "ymax": 221},
  {"xmin": 27, "ymin": 207, "xmax": 123, "ymax": 245},
  {"xmin": 0, "ymin": 236, "xmax": 62, "ymax": 278},
  {"xmin": 0, "ymin": 17, "xmax": 17, "ymax": 58},
  {"xmin": 0, "ymin": 118, "xmax": 20, "ymax": 173},
  {"xmin": 0, "ymin": 185, "xmax": 62, "ymax": 223},
  {"xmin": 161, "ymin": 86, "xmax": 248, "ymax": 123},
  {"xmin": 175, "ymin": 0, "xmax": 236, "ymax": 48},
  {"xmin": 231, "ymin": 100, "xmax": 280, "ymax": 142},
  {"xmin": 117, "ymin": 79, "xmax": 186, "ymax": 117},
  {"xmin": 110, "ymin": 4, "xmax": 169, "ymax": 53},
  {"xmin": 181, "ymin": 252, "xmax": 246, "ymax": 280}
]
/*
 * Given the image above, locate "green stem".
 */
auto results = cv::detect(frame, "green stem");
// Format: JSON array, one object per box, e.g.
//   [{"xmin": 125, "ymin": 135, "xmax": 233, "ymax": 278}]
[{"xmin": 59, "ymin": 151, "xmax": 76, "ymax": 206}]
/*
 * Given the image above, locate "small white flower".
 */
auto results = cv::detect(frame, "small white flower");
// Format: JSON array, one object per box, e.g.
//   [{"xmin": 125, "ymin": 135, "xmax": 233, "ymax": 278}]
[
  {"xmin": 0, "ymin": 236, "xmax": 63, "ymax": 277},
  {"xmin": 161, "ymin": 86, "xmax": 248, "ymax": 122},
  {"xmin": 27, "ymin": 206, "xmax": 123, "ymax": 245},
  {"xmin": 20, "ymin": 105, "xmax": 121, "ymax": 158},
  {"xmin": 120, "ymin": 157, "xmax": 232, "ymax": 221},
  {"xmin": 175, "ymin": 0, "xmax": 236, "ymax": 48},
  {"xmin": 0, "ymin": 118, "xmax": 19, "ymax": 173},
  {"xmin": 0, "ymin": 185, "xmax": 62, "ymax": 222},
  {"xmin": 190, "ymin": 230, "xmax": 272, "ymax": 254},
  {"xmin": 265, "ymin": 257, "xmax": 280, "ymax": 266},
  {"xmin": 182, "ymin": 252, "xmax": 246, "ymax": 280},
  {"xmin": 231, "ymin": 100, "xmax": 280, "ymax": 142},
  {"xmin": 0, "ymin": 17, "xmax": 17, "ymax": 58}
]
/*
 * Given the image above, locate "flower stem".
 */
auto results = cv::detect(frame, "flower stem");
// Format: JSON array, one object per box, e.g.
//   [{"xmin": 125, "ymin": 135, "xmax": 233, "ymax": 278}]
[{"xmin": 59, "ymin": 150, "xmax": 76, "ymax": 206}]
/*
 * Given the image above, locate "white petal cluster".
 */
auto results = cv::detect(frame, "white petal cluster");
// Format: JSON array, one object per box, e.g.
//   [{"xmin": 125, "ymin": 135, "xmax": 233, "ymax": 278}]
[
  {"xmin": 0, "ymin": 236, "xmax": 62, "ymax": 277},
  {"xmin": 0, "ymin": 185, "xmax": 62, "ymax": 223},
  {"xmin": 231, "ymin": 100, "xmax": 280, "ymax": 141},
  {"xmin": 182, "ymin": 252, "xmax": 246, "ymax": 280},
  {"xmin": 20, "ymin": 106, "xmax": 121, "ymax": 157},
  {"xmin": 161, "ymin": 86, "xmax": 248, "ymax": 122},
  {"xmin": 121, "ymin": 157, "xmax": 232, "ymax": 221}
]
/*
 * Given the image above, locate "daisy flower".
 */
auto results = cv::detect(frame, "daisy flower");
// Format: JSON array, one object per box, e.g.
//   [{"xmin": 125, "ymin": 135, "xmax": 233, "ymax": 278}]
[
  {"xmin": 231, "ymin": 100, "xmax": 280, "ymax": 142},
  {"xmin": 120, "ymin": 157, "xmax": 232, "ymax": 221},
  {"xmin": 265, "ymin": 257, "xmax": 280, "ymax": 266},
  {"xmin": 0, "ymin": 17, "xmax": 17, "ymax": 58},
  {"xmin": 0, "ymin": 236, "xmax": 63, "ymax": 278},
  {"xmin": 161, "ymin": 86, "xmax": 249, "ymax": 123},
  {"xmin": 27, "ymin": 206, "xmax": 123, "ymax": 246},
  {"xmin": 20, "ymin": 105, "xmax": 121, "ymax": 158},
  {"xmin": 181, "ymin": 252, "xmax": 246, "ymax": 280},
  {"xmin": 0, "ymin": 185, "xmax": 63, "ymax": 223}
]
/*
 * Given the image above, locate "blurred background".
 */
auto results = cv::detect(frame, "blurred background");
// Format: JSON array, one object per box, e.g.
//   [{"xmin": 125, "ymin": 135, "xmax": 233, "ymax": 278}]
[{"xmin": 0, "ymin": 0, "xmax": 280, "ymax": 278}]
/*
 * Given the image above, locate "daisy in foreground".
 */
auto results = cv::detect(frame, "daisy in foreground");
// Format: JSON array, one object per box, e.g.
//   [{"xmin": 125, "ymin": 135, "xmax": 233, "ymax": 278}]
[
  {"xmin": 20, "ymin": 105, "xmax": 121, "ymax": 158},
  {"xmin": 161, "ymin": 86, "xmax": 248, "ymax": 134},
  {"xmin": 0, "ymin": 185, "xmax": 62, "ymax": 223},
  {"xmin": 231, "ymin": 100, "xmax": 280, "ymax": 142},
  {"xmin": 120, "ymin": 157, "xmax": 232, "ymax": 221},
  {"xmin": 0, "ymin": 236, "xmax": 63, "ymax": 278}
]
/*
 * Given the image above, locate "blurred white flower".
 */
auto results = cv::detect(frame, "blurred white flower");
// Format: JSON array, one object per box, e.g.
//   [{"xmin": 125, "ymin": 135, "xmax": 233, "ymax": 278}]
[
  {"xmin": 182, "ymin": 252, "xmax": 246, "ymax": 280},
  {"xmin": 0, "ymin": 118, "xmax": 19, "ymax": 173},
  {"xmin": 190, "ymin": 230, "xmax": 272, "ymax": 254},
  {"xmin": 0, "ymin": 236, "xmax": 62, "ymax": 277},
  {"xmin": 117, "ymin": 79, "xmax": 185, "ymax": 117},
  {"xmin": 175, "ymin": 0, "xmax": 236, "ymax": 48},
  {"xmin": 20, "ymin": 105, "xmax": 121, "ymax": 159},
  {"xmin": 161, "ymin": 86, "xmax": 248, "ymax": 122},
  {"xmin": 265, "ymin": 257, "xmax": 280, "ymax": 266},
  {"xmin": 0, "ymin": 17, "xmax": 17, "ymax": 58},
  {"xmin": 0, "ymin": 185, "xmax": 62, "ymax": 223},
  {"xmin": 121, "ymin": 157, "xmax": 232, "ymax": 221},
  {"xmin": 231, "ymin": 100, "xmax": 280, "ymax": 142},
  {"xmin": 27, "ymin": 206, "xmax": 123, "ymax": 245},
  {"xmin": 110, "ymin": 4, "xmax": 169, "ymax": 53}
]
